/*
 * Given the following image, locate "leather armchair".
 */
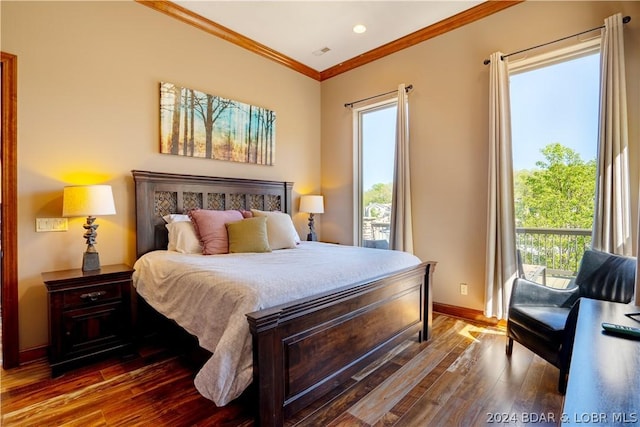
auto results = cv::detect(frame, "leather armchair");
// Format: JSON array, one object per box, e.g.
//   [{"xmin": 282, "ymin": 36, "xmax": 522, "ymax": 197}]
[{"xmin": 506, "ymin": 249, "xmax": 636, "ymax": 393}]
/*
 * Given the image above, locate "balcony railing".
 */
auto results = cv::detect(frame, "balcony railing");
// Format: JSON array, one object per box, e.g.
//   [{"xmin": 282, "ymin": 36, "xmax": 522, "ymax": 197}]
[
  {"xmin": 361, "ymin": 222, "xmax": 590, "ymax": 284},
  {"xmin": 516, "ymin": 227, "xmax": 592, "ymax": 277}
]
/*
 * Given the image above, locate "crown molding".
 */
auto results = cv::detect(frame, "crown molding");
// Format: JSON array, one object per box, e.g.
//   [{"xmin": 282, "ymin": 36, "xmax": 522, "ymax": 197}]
[
  {"xmin": 136, "ymin": 0, "xmax": 321, "ymax": 81},
  {"xmin": 137, "ymin": 0, "xmax": 523, "ymax": 82},
  {"xmin": 320, "ymin": 0, "xmax": 523, "ymax": 81}
]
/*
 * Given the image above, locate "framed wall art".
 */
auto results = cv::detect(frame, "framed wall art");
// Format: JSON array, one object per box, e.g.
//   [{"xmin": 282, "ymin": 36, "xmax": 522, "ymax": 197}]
[{"xmin": 160, "ymin": 82, "xmax": 276, "ymax": 165}]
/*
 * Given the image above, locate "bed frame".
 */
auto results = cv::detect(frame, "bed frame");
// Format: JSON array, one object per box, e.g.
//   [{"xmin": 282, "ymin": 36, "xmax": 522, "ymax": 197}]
[{"xmin": 132, "ymin": 170, "xmax": 434, "ymax": 426}]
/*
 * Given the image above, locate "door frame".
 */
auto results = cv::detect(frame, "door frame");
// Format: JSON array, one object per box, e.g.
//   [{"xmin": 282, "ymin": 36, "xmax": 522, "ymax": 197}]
[{"xmin": 1, "ymin": 51, "xmax": 19, "ymax": 369}]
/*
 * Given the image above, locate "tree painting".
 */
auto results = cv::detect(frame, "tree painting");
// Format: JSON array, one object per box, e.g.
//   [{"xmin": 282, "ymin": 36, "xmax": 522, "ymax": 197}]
[{"xmin": 160, "ymin": 82, "xmax": 276, "ymax": 165}]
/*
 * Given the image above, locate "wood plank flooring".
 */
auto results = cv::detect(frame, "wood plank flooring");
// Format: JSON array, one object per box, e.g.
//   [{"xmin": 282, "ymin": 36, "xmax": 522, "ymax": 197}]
[{"xmin": 1, "ymin": 313, "xmax": 563, "ymax": 426}]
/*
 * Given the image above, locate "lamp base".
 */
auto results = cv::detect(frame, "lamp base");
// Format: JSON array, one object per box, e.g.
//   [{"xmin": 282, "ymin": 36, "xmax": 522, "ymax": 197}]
[
  {"xmin": 306, "ymin": 213, "xmax": 317, "ymax": 241},
  {"xmin": 82, "ymin": 252, "xmax": 101, "ymax": 271}
]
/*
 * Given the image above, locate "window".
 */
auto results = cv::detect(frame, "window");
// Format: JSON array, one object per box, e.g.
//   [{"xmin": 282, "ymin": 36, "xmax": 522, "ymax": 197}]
[
  {"xmin": 354, "ymin": 100, "xmax": 397, "ymax": 248},
  {"xmin": 509, "ymin": 40, "xmax": 600, "ymax": 285}
]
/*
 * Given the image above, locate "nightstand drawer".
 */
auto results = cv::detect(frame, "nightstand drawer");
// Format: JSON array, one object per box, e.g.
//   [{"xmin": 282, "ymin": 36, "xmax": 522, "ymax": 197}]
[{"xmin": 63, "ymin": 283, "xmax": 122, "ymax": 308}]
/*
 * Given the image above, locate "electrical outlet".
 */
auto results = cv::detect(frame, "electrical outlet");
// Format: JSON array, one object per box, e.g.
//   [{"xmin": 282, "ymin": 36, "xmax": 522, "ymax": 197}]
[{"xmin": 460, "ymin": 283, "xmax": 468, "ymax": 295}]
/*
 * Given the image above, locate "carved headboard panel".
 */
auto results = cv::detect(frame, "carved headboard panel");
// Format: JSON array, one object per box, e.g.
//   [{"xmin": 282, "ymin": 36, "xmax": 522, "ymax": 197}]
[{"xmin": 132, "ymin": 170, "xmax": 293, "ymax": 258}]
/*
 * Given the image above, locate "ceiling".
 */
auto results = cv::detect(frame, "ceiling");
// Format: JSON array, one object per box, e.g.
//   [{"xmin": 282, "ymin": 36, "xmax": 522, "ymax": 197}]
[{"xmin": 173, "ymin": 1, "xmax": 484, "ymax": 72}]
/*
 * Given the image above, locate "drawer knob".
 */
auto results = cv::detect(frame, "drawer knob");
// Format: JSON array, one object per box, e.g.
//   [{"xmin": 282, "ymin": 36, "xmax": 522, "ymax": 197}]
[{"xmin": 80, "ymin": 290, "xmax": 107, "ymax": 301}]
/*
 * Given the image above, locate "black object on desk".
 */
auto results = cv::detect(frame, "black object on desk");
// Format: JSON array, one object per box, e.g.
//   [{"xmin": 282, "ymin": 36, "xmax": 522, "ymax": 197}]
[{"xmin": 625, "ymin": 312, "xmax": 640, "ymax": 323}]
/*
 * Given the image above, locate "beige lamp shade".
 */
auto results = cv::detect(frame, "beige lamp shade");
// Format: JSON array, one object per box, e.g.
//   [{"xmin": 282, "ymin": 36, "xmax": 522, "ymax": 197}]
[
  {"xmin": 299, "ymin": 195, "xmax": 324, "ymax": 214},
  {"xmin": 62, "ymin": 185, "xmax": 116, "ymax": 217}
]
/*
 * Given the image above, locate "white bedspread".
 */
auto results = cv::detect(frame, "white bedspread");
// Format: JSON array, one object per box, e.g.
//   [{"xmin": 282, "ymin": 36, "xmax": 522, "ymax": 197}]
[{"xmin": 132, "ymin": 242, "xmax": 421, "ymax": 406}]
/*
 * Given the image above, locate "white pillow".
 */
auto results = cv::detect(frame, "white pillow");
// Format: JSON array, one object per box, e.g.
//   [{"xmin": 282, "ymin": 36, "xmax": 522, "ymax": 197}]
[
  {"xmin": 166, "ymin": 221, "xmax": 202, "ymax": 254},
  {"xmin": 250, "ymin": 209, "xmax": 299, "ymax": 249},
  {"xmin": 163, "ymin": 213, "xmax": 190, "ymax": 223}
]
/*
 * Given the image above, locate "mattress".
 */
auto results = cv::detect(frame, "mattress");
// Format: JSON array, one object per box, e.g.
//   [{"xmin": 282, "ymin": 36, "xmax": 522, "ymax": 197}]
[{"xmin": 132, "ymin": 241, "xmax": 421, "ymax": 405}]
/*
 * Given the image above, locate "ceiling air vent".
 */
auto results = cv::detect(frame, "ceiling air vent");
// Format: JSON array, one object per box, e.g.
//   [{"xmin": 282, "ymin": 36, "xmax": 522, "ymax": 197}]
[{"xmin": 312, "ymin": 47, "xmax": 331, "ymax": 56}]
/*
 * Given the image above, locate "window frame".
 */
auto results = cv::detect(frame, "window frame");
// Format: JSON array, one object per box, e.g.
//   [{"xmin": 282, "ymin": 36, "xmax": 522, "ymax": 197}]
[
  {"xmin": 508, "ymin": 38, "xmax": 600, "ymax": 75},
  {"xmin": 508, "ymin": 38, "xmax": 601, "ymax": 279}
]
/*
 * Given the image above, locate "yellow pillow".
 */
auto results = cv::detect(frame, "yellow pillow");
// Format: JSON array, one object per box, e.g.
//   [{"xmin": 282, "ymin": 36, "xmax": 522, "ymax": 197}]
[{"xmin": 226, "ymin": 217, "xmax": 272, "ymax": 253}]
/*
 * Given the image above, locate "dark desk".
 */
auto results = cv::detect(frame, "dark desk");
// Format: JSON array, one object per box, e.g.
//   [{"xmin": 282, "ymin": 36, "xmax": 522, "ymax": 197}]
[{"xmin": 562, "ymin": 299, "xmax": 640, "ymax": 426}]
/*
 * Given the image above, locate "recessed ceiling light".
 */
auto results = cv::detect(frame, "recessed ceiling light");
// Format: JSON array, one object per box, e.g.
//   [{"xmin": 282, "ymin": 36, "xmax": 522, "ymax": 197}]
[{"xmin": 353, "ymin": 24, "xmax": 367, "ymax": 34}]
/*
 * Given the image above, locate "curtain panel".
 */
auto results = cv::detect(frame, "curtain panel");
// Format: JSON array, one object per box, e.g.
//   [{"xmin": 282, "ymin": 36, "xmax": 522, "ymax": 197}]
[
  {"xmin": 592, "ymin": 13, "xmax": 632, "ymax": 256},
  {"xmin": 389, "ymin": 84, "xmax": 414, "ymax": 253},
  {"xmin": 485, "ymin": 52, "xmax": 517, "ymax": 320}
]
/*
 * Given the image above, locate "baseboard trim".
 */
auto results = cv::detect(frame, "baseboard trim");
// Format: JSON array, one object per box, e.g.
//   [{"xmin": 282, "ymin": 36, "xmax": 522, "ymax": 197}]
[
  {"xmin": 434, "ymin": 302, "xmax": 506, "ymax": 329},
  {"xmin": 19, "ymin": 345, "xmax": 48, "ymax": 365}
]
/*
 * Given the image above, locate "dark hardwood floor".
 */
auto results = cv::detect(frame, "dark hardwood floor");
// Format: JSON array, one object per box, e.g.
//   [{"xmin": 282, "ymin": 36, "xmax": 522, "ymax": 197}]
[{"xmin": 0, "ymin": 313, "xmax": 563, "ymax": 426}]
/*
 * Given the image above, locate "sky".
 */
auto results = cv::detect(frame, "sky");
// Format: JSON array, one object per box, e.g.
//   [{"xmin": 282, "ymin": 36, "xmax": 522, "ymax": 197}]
[
  {"xmin": 510, "ymin": 53, "xmax": 600, "ymax": 170},
  {"xmin": 360, "ymin": 52, "xmax": 600, "ymax": 191},
  {"xmin": 362, "ymin": 105, "xmax": 397, "ymax": 191}
]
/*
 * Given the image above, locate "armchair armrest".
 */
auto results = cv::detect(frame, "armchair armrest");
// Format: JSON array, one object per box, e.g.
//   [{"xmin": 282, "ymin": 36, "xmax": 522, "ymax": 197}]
[{"xmin": 510, "ymin": 278, "xmax": 579, "ymax": 308}]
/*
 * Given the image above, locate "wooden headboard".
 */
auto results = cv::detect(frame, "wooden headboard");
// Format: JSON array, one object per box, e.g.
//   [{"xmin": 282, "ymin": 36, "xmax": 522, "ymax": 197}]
[{"xmin": 132, "ymin": 170, "xmax": 294, "ymax": 258}]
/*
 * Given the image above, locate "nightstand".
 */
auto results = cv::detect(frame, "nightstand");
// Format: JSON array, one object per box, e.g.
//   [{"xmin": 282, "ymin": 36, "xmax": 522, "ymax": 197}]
[{"xmin": 43, "ymin": 263, "xmax": 134, "ymax": 376}]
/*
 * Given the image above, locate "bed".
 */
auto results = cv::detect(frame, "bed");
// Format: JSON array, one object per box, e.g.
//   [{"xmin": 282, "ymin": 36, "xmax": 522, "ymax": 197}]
[{"xmin": 131, "ymin": 170, "xmax": 434, "ymax": 426}]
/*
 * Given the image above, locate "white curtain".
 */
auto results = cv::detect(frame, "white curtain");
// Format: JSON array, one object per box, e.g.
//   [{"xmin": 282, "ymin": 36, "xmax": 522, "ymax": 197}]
[
  {"xmin": 592, "ymin": 13, "xmax": 631, "ymax": 256},
  {"xmin": 484, "ymin": 52, "xmax": 517, "ymax": 320},
  {"xmin": 389, "ymin": 83, "xmax": 414, "ymax": 253}
]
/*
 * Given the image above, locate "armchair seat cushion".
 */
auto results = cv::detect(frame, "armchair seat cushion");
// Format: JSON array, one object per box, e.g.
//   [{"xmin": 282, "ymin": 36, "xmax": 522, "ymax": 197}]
[
  {"xmin": 508, "ymin": 305, "xmax": 572, "ymax": 366},
  {"xmin": 510, "ymin": 306, "xmax": 571, "ymax": 336}
]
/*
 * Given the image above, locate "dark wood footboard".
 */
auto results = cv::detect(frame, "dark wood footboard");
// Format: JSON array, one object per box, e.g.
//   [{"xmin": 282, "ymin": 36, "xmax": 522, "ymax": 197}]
[{"xmin": 246, "ymin": 261, "xmax": 434, "ymax": 427}]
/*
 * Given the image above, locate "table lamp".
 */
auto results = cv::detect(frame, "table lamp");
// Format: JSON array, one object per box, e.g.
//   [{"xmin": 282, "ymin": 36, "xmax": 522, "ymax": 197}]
[
  {"xmin": 299, "ymin": 195, "xmax": 324, "ymax": 241},
  {"xmin": 62, "ymin": 185, "xmax": 116, "ymax": 271}
]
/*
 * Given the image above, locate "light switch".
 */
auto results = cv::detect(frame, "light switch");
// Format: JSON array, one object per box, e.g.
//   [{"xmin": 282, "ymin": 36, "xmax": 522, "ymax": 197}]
[{"xmin": 36, "ymin": 218, "xmax": 68, "ymax": 232}]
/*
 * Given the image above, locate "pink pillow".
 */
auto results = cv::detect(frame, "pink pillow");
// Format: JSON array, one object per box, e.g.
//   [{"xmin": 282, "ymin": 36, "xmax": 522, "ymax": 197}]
[{"xmin": 189, "ymin": 209, "xmax": 243, "ymax": 255}]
